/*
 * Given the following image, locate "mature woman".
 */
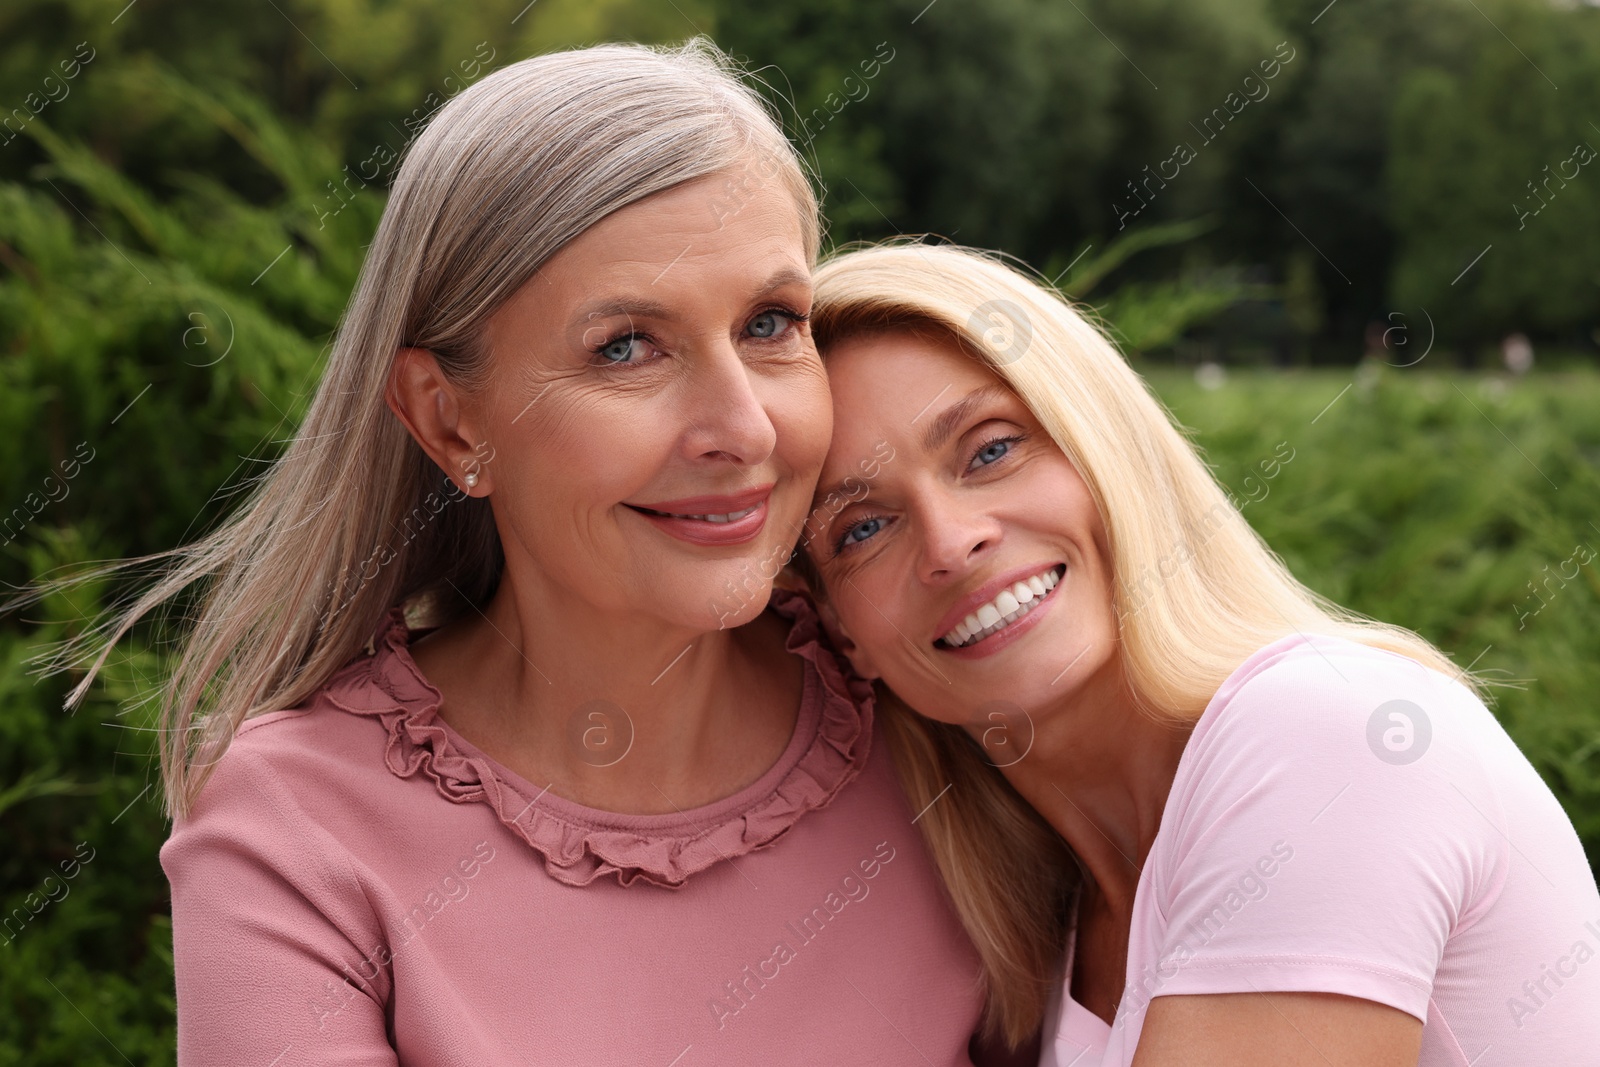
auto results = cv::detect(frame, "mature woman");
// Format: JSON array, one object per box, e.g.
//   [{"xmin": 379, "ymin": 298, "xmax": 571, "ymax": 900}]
[
  {"xmin": 792, "ymin": 242, "xmax": 1600, "ymax": 1066},
  {"xmin": 36, "ymin": 45, "xmax": 1050, "ymax": 1065}
]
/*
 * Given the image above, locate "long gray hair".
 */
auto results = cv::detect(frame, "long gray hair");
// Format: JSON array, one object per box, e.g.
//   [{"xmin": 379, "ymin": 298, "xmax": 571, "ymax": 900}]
[{"xmin": 27, "ymin": 38, "xmax": 820, "ymax": 820}]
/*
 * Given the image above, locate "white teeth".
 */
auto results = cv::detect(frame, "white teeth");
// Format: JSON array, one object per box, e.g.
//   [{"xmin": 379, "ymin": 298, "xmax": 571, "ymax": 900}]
[
  {"xmin": 661, "ymin": 505, "xmax": 758, "ymax": 522},
  {"xmin": 939, "ymin": 565, "xmax": 1065, "ymax": 648}
]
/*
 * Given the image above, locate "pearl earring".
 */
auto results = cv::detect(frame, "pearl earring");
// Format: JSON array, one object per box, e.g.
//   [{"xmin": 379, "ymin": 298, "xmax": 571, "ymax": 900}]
[{"xmin": 464, "ymin": 471, "xmax": 479, "ymax": 489}]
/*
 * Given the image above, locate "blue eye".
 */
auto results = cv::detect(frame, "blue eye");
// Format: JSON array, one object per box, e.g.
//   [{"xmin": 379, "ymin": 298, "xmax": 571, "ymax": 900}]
[
  {"xmin": 597, "ymin": 334, "xmax": 648, "ymax": 364},
  {"xmin": 970, "ymin": 437, "xmax": 1014, "ymax": 470},
  {"xmin": 748, "ymin": 311, "xmax": 785, "ymax": 338},
  {"xmin": 747, "ymin": 308, "xmax": 806, "ymax": 339},
  {"xmin": 835, "ymin": 516, "xmax": 884, "ymax": 553}
]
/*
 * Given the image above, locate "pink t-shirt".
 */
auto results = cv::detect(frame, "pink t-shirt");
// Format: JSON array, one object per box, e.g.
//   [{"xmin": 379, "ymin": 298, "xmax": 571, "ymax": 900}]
[
  {"xmin": 161, "ymin": 590, "xmax": 1006, "ymax": 1066},
  {"xmin": 1040, "ymin": 633, "xmax": 1600, "ymax": 1067}
]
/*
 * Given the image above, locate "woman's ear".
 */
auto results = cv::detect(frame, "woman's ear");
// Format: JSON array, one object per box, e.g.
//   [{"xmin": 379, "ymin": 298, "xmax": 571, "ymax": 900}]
[
  {"xmin": 813, "ymin": 594, "xmax": 881, "ymax": 682},
  {"xmin": 386, "ymin": 347, "xmax": 492, "ymax": 496}
]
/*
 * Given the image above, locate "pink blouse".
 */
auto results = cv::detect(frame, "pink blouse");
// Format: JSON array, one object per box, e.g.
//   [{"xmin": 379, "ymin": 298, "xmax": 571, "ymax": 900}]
[
  {"xmin": 161, "ymin": 590, "xmax": 1015, "ymax": 1065},
  {"xmin": 1040, "ymin": 633, "xmax": 1600, "ymax": 1066}
]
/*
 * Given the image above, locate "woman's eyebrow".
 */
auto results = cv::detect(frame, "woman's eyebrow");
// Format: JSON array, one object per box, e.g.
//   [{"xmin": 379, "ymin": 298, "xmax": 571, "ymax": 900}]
[
  {"xmin": 810, "ymin": 383, "xmax": 1011, "ymax": 509},
  {"xmin": 570, "ymin": 296, "xmax": 673, "ymax": 328},
  {"xmin": 754, "ymin": 265, "xmax": 812, "ymax": 296},
  {"xmin": 569, "ymin": 267, "xmax": 810, "ymax": 330},
  {"xmin": 920, "ymin": 383, "xmax": 1011, "ymax": 453},
  {"xmin": 806, "ymin": 477, "xmax": 856, "ymax": 526}
]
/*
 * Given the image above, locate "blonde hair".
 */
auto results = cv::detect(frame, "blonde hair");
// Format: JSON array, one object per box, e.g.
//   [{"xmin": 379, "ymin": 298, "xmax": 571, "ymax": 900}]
[
  {"xmin": 875, "ymin": 691, "xmax": 1080, "ymax": 1051},
  {"xmin": 802, "ymin": 239, "xmax": 1482, "ymax": 1048},
  {"xmin": 17, "ymin": 38, "xmax": 819, "ymax": 821}
]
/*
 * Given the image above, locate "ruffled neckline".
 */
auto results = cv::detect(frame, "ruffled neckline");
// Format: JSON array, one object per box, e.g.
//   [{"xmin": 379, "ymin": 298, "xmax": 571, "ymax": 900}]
[{"xmin": 319, "ymin": 588, "xmax": 875, "ymax": 889}]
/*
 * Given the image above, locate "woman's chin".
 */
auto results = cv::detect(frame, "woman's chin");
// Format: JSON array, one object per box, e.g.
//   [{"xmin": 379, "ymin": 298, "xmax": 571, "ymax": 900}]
[
  {"xmin": 650, "ymin": 564, "xmax": 779, "ymax": 633},
  {"xmin": 897, "ymin": 618, "xmax": 1092, "ymax": 729},
  {"xmin": 705, "ymin": 589, "xmax": 770, "ymax": 631}
]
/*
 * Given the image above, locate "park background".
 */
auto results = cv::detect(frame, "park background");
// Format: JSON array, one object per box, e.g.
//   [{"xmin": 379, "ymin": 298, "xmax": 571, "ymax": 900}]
[{"xmin": 2, "ymin": 0, "xmax": 1598, "ymax": 1059}]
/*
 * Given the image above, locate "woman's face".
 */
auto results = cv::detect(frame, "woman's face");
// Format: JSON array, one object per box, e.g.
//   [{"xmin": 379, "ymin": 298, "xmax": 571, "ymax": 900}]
[
  {"xmin": 468, "ymin": 164, "xmax": 830, "ymax": 632},
  {"xmin": 805, "ymin": 330, "xmax": 1119, "ymax": 729}
]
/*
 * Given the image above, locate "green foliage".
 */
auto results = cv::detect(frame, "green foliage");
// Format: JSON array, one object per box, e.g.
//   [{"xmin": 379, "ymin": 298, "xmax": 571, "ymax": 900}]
[
  {"xmin": 1044, "ymin": 217, "xmax": 1272, "ymax": 352},
  {"xmin": 1388, "ymin": 1, "xmax": 1600, "ymax": 343}
]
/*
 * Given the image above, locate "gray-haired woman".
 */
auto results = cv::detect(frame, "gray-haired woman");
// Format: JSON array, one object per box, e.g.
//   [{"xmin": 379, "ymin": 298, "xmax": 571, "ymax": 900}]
[{"xmin": 32, "ymin": 40, "xmax": 1062, "ymax": 1067}]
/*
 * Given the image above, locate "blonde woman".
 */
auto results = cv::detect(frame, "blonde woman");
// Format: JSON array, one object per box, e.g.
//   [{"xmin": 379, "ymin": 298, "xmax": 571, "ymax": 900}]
[
  {"xmin": 23, "ymin": 46, "xmax": 1056, "ymax": 1066},
  {"xmin": 792, "ymin": 242, "xmax": 1600, "ymax": 1065}
]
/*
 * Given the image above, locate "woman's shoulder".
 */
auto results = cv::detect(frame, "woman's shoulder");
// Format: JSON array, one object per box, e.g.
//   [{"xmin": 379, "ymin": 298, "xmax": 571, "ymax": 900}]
[
  {"xmin": 158, "ymin": 701, "xmax": 385, "ymax": 922},
  {"xmin": 212, "ymin": 684, "xmax": 396, "ymax": 793},
  {"xmin": 1151, "ymin": 631, "xmax": 1552, "ymax": 916},
  {"xmin": 1193, "ymin": 632, "xmax": 1491, "ymax": 761},
  {"xmin": 166, "ymin": 615, "xmax": 421, "ymax": 847},
  {"xmin": 1164, "ymin": 632, "xmax": 1516, "ymax": 847},
  {"xmin": 1216, "ymin": 630, "xmax": 1459, "ymax": 701},
  {"xmin": 1143, "ymin": 634, "xmax": 1598, "ymax": 1028}
]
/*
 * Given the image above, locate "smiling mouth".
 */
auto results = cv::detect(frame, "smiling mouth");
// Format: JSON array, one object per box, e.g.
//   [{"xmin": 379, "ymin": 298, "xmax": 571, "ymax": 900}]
[
  {"xmin": 628, "ymin": 504, "xmax": 760, "ymax": 524},
  {"xmin": 936, "ymin": 565, "xmax": 1066, "ymax": 649}
]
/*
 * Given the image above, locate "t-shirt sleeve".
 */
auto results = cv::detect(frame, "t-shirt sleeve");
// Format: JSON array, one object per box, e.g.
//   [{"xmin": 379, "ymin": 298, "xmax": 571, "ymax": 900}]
[
  {"xmin": 1142, "ymin": 642, "xmax": 1509, "ymax": 1023},
  {"xmin": 160, "ymin": 732, "xmax": 401, "ymax": 1066}
]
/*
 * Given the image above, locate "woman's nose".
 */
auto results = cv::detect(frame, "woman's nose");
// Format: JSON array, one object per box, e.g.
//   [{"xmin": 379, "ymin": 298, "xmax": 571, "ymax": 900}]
[
  {"xmin": 679, "ymin": 343, "xmax": 778, "ymax": 467},
  {"xmin": 914, "ymin": 491, "xmax": 1000, "ymax": 584}
]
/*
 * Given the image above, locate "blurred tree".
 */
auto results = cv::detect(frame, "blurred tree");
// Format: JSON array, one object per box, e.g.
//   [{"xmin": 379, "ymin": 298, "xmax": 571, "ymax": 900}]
[
  {"xmin": 1283, "ymin": 247, "xmax": 1325, "ymax": 343},
  {"xmin": 1086, "ymin": 0, "xmax": 1288, "ymax": 230},
  {"xmin": 713, "ymin": 0, "xmax": 1296, "ymax": 268},
  {"xmin": 1252, "ymin": 0, "xmax": 1480, "ymax": 342},
  {"xmin": 0, "ymin": 0, "xmax": 714, "ymax": 203},
  {"xmin": 711, "ymin": 0, "xmax": 1120, "ymax": 254},
  {"xmin": 1389, "ymin": 0, "xmax": 1600, "ymax": 349}
]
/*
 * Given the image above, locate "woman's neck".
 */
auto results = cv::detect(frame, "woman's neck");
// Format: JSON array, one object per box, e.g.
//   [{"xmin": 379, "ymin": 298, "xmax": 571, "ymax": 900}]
[
  {"xmin": 409, "ymin": 583, "xmax": 803, "ymax": 815},
  {"xmin": 994, "ymin": 664, "xmax": 1194, "ymax": 920}
]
